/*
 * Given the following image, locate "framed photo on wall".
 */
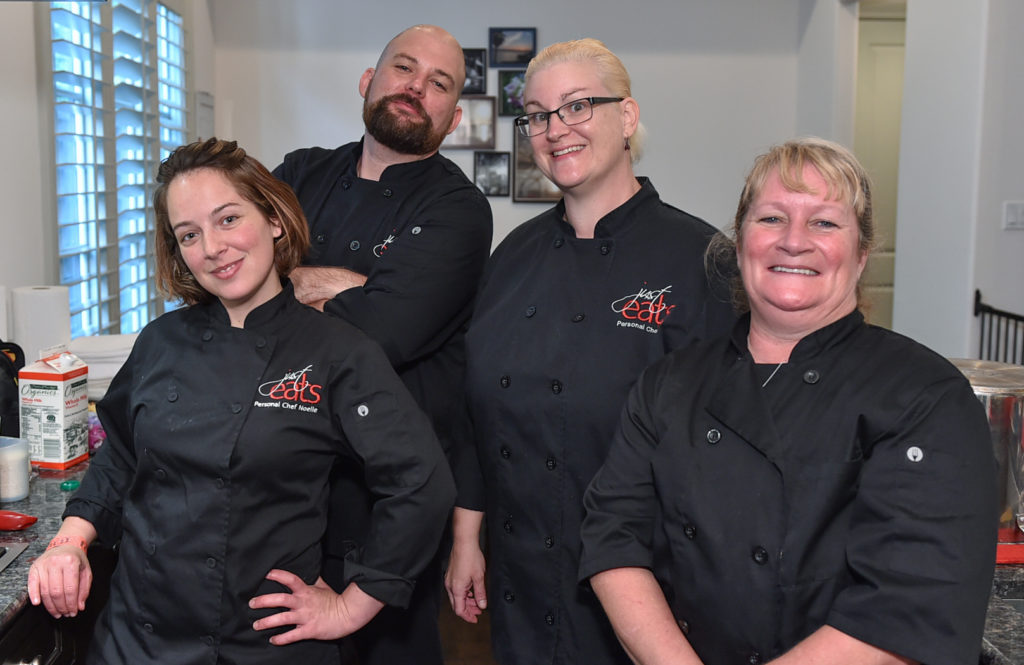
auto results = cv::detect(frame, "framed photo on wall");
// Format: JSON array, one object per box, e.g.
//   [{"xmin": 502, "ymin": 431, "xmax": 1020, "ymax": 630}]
[
  {"xmin": 462, "ymin": 48, "xmax": 487, "ymax": 95},
  {"xmin": 498, "ymin": 70, "xmax": 527, "ymax": 116},
  {"xmin": 473, "ymin": 151, "xmax": 510, "ymax": 197},
  {"xmin": 512, "ymin": 130, "xmax": 560, "ymax": 203},
  {"xmin": 443, "ymin": 96, "xmax": 496, "ymax": 149},
  {"xmin": 489, "ymin": 27, "xmax": 537, "ymax": 68}
]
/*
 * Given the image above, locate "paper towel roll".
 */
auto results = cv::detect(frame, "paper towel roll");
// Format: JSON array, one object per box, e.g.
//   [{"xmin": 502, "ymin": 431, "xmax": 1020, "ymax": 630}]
[
  {"xmin": 0, "ymin": 286, "xmax": 9, "ymax": 341},
  {"xmin": 12, "ymin": 286, "xmax": 71, "ymax": 363}
]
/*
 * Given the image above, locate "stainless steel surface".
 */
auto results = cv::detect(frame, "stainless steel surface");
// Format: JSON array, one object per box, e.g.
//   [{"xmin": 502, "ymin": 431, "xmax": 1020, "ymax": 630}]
[
  {"xmin": 950, "ymin": 358, "xmax": 1024, "ymax": 536},
  {"xmin": 0, "ymin": 542, "xmax": 28, "ymax": 575}
]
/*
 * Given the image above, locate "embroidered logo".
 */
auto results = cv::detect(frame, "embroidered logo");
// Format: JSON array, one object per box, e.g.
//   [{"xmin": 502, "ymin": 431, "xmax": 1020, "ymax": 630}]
[
  {"xmin": 373, "ymin": 233, "xmax": 396, "ymax": 258},
  {"xmin": 610, "ymin": 283, "xmax": 675, "ymax": 334},
  {"xmin": 253, "ymin": 364, "xmax": 322, "ymax": 414}
]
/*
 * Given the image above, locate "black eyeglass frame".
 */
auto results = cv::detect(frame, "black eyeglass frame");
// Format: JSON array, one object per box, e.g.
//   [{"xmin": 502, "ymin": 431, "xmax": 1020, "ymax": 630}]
[{"xmin": 513, "ymin": 96, "xmax": 625, "ymax": 137}]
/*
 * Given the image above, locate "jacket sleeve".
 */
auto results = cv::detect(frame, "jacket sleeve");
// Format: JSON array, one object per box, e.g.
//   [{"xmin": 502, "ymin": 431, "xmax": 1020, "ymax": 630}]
[
  {"xmin": 332, "ymin": 337, "xmax": 456, "ymax": 606},
  {"xmin": 62, "ymin": 345, "xmax": 141, "ymax": 545},
  {"xmin": 322, "ymin": 187, "xmax": 492, "ymax": 369},
  {"xmin": 827, "ymin": 375, "xmax": 998, "ymax": 665}
]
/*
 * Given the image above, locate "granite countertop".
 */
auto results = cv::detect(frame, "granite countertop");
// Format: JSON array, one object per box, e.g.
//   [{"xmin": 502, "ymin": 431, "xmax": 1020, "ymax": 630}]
[
  {"xmin": 0, "ymin": 463, "xmax": 89, "ymax": 628},
  {"xmin": 0, "ymin": 461, "xmax": 1021, "ymax": 663}
]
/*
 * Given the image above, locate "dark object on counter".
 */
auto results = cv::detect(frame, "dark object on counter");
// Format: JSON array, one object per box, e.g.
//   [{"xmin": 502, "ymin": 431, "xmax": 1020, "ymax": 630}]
[
  {"xmin": 0, "ymin": 510, "xmax": 37, "ymax": 531},
  {"xmin": 0, "ymin": 338, "xmax": 25, "ymax": 437}
]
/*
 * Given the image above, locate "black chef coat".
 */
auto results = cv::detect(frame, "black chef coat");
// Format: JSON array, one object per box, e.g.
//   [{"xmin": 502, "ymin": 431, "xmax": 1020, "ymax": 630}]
[
  {"xmin": 580, "ymin": 311, "xmax": 998, "ymax": 665},
  {"xmin": 64, "ymin": 284, "xmax": 455, "ymax": 665},
  {"xmin": 457, "ymin": 179, "xmax": 735, "ymax": 665}
]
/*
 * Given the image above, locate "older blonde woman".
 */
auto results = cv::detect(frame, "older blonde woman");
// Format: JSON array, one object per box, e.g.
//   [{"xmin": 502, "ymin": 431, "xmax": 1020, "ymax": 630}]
[{"xmin": 580, "ymin": 138, "xmax": 997, "ymax": 665}]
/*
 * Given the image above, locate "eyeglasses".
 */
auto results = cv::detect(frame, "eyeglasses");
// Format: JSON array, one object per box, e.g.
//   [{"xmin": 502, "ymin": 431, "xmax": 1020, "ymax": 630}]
[{"xmin": 514, "ymin": 97, "xmax": 624, "ymax": 137}]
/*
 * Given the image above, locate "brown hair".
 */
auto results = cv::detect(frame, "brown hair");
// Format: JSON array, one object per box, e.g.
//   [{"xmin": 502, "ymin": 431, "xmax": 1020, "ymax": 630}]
[
  {"xmin": 525, "ymin": 38, "xmax": 646, "ymax": 162},
  {"xmin": 153, "ymin": 138, "xmax": 309, "ymax": 305},
  {"xmin": 706, "ymin": 137, "xmax": 875, "ymax": 311}
]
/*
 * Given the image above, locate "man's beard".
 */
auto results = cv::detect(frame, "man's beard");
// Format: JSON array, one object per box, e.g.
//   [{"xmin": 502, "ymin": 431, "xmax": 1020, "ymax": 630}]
[{"xmin": 363, "ymin": 93, "xmax": 449, "ymax": 156}]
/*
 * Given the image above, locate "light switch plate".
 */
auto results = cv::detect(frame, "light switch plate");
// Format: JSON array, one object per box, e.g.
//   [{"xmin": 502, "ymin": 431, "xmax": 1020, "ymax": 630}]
[{"xmin": 1004, "ymin": 201, "xmax": 1024, "ymax": 230}]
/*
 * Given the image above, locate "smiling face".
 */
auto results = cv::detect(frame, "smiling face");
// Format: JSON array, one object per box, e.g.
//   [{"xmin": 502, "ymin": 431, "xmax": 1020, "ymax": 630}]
[
  {"xmin": 738, "ymin": 164, "xmax": 867, "ymax": 337},
  {"xmin": 522, "ymin": 60, "xmax": 636, "ymax": 194},
  {"xmin": 168, "ymin": 168, "xmax": 283, "ymax": 326},
  {"xmin": 359, "ymin": 26, "xmax": 465, "ymax": 156}
]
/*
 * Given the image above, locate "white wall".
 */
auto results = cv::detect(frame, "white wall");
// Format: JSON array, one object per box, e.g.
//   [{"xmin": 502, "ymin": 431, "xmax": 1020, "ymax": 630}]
[
  {"xmin": 891, "ymin": 0, "xmax": 1024, "ymax": 357},
  {"xmin": 0, "ymin": 3, "xmax": 48, "ymax": 288},
  {"xmin": 211, "ymin": 0, "xmax": 814, "ymax": 243}
]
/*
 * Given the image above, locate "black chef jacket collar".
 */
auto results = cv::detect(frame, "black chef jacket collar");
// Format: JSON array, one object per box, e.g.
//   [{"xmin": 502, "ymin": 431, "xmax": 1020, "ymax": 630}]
[
  {"xmin": 343, "ymin": 138, "xmax": 443, "ymax": 184},
  {"xmin": 202, "ymin": 279, "xmax": 297, "ymax": 332},
  {"xmin": 728, "ymin": 308, "xmax": 866, "ymax": 363},
  {"xmin": 553, "ymin": 177, "xmax": 658, "ymax": 239}
]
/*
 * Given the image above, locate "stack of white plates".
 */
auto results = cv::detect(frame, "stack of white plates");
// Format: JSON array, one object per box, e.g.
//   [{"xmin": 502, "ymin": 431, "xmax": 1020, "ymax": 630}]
[{"xmin": 68, "ymin": 334, "xmax": 139, "ymax": 401}]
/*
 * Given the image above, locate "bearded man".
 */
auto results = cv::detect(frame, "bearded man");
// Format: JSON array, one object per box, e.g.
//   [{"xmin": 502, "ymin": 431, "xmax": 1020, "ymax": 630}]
[{"xmin": 272, "ymin": 24, "xmax": 493, "ymax": 665}]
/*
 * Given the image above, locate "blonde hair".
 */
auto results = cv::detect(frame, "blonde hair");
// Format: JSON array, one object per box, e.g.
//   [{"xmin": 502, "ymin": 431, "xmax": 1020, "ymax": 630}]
[
  {"xmin": 525, "ymin": 38, "xmax": 646, "ymax": 162},
  {"xmin": 706, "ymin": 137, "xmax": 875, "ymax": 311}
]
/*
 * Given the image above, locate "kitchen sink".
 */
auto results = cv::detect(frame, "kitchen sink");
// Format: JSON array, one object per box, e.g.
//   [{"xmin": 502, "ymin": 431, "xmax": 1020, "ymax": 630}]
[{"xmin": 0, "ymin": 542, "xmax": 28, "ymax": 574}]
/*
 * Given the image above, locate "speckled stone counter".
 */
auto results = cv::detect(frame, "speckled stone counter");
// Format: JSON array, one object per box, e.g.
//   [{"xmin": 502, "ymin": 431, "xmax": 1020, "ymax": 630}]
[
  {"xmin": 0, "ymin": 462, "xmax": 1022, "ymax": 663},
  {"xmin": 0, "ymin": 463, "xmax": 89, "ymax": 628}
]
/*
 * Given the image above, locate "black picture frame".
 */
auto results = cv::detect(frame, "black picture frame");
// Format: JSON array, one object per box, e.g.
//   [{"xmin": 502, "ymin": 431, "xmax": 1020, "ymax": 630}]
[
  {"xmin": 442, "ymin": 96, "xmax": 496, "ymax": 149},
  {"xmin": 489, "ymin": 27, "xmax": 537, "ymax": 68},
  {"xmin": 498, "ymin": 69, "xmax": 527, "ymax": 116},
  {"xmin": 473, "ymin": 151, "xmax": 510, "ymax": 197},
  {"xmin": 462, "ymin": 48, "xmax": 487, "ymax": 95},
  {"xmin": 512, "ymin": 129, "xmax": 560, "ymax": 203}
]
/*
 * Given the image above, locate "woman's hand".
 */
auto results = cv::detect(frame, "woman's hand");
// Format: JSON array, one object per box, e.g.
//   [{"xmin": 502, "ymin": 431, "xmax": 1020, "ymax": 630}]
[
  {"xmin": 27, "ymin": 517, "xmax": 96, "ymax": 618},
  {"xmin": 445, "ymin": 507, "xmax": 487, "ymax": 623},
  {"xmin": 249, "ymin": 570, "xmax": 384, "ymax": 645}
]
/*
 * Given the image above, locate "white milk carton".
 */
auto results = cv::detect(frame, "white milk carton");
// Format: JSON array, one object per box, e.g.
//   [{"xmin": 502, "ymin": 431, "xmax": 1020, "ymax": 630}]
[{"xmin": 19, "ymin": 351, "xmax": 89, "ymax": 469}]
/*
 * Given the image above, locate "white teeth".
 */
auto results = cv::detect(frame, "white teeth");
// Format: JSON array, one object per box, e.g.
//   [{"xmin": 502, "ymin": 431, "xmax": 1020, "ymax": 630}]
[
  {"xmin": 771, "ymin": 266, "xmax": 817, "ymax": 275},
  {"xmin": 553, "ymin": 146, "xmax": 584, "ymax": 157}
]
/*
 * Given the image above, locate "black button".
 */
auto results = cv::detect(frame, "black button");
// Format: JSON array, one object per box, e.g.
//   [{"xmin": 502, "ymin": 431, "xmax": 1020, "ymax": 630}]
[
  {"xmin": 683, "ymin": 524, "xmax": 697, "ymax": 540},
  {"xmin": 143, "ymin": 622, "xmax": 154, "ymax": 633},
  {"xmin": 500, "ymin": 447, "xmax": 511, "ymax": 459},
  {"xmin": 155, "ymin": 469, "xmax": 166, "ymax": 480},
  {"xmin": 525, "ymin": 305, "xmax": 536, "ymax": 317},
  {"xmin": 752, "ymin": 546, "xmax": 769, "ymax": 565},
  {"xmin": 202, "ymin": 330, "xmax": 213, "ymax": 341},
  {"xmin": 411, "ymin": 226, "xmax": 422, "ymax": 235},
  {"xmin": 600, "ymin": 244, "xmax": 610, "ymax": 255},
  {"xmin": 349, "ymin": 240, "xmax": 360, "ymax": 251},
  {"xmin": 167, "ymin": 391, "xmax": 178, "ymax": 402},
  {"xmin": 202, "ymin": 635, "xmax": 215, "ymax": 646},
  {"xmin": 546, "ymin": 457, "xmax": 556, "ymax": 470},
  {"xmin": 553, "ymin": 238, "xmax": 564, "ymax": 248},
  {"xmin": 231, "ymin": 403, "xmax": 243, "ymax": 414},
  {"xmin": 551, "ymin": 380, "xmax": 562, "ymax": 394},
  {"xmin": 341, "ymin": 179, "xmax": 352, "ymax": 190},
  {"xmin": 706, "ymin": 428, "xmax": 721, "ymax": 444},
  {"xmin": 571, "ymin": 313, "xmax": 585, "ymax": 322},
  {"xmin": 803, "ymin": 369, "xmax": 820, "ymax": 384},
  {"xmin": 315, "ymin": 233, "xmax": 326, "ymax": 243},
  {"xmin": 215, "ymin": 478, "xmax": 225, "ymax": 489},
  {"xmin": 382, "ymin": 188, "xmax": 393, "ymax": 198},
  {"xmin": 500, "ymin": 375, "xmax": 511, "ymax": 388},
  {"xmin": 545, "ymin": 613, "xmax": 554, "ymax": 625},
  {"xmin": 503, "ymin": 520, "xmax": 512, "ymax": 533},
  {"xmin": 146, "ymin": 542, "xmax": 156, "ymax": 554},
  {"xmin": 255, "ymin": 338, "xmax": 266, "ymax": 349},
  {"xmin": 206, "ymin": 557, "xmax": 217, "ymax": 569},
  {"xmin": 544, "ymin": 537, "xmax": 554, "ymax": 548},
  {"xmin": 504, "ymin": 591, "xmax": 515, "ymax": 602},
  {"xmin": 749, "ymin": 652, "xmax": 762, "ymax": 665}
]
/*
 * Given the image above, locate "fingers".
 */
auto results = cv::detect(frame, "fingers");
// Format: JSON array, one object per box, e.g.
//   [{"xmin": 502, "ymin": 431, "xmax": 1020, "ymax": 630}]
[
  {"xmin": 264, "ymin": 568, "xmax": 304, "ymax": 592},
  {"xmin": 471, "ymin": 574, "xmax": 488, "ymax": 610},
  {"xmin": 252, "ymin": 608, "xmax": 297, "ymax": 632}
]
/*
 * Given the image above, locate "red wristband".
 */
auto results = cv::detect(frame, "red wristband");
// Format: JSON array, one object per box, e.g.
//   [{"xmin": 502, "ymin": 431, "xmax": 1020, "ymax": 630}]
[{"xmin": 46, "ymin": 535, "xmax": 88, "ymax": 552}]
